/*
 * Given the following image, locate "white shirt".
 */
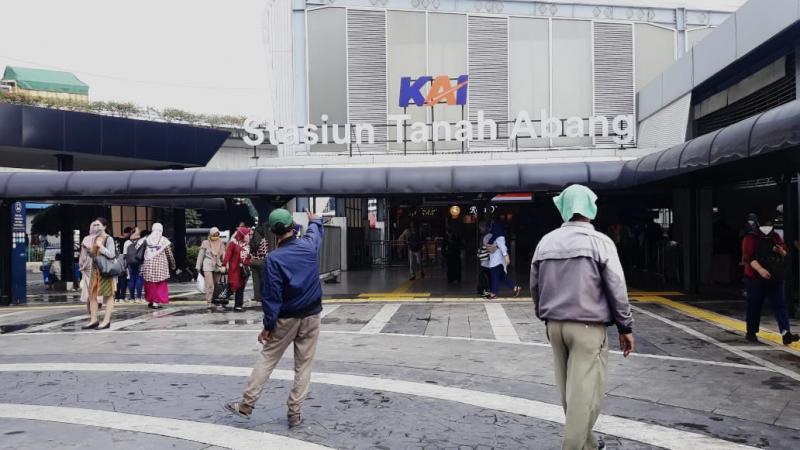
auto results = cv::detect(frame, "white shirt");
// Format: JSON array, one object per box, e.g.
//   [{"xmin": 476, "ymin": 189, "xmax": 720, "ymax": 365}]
[{"xmin": 481, "ymin": 234, "xmax": 508, "ymax": 269}]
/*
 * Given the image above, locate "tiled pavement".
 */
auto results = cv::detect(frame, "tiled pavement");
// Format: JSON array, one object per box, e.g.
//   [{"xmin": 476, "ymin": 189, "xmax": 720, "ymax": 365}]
[{"xmin": 1, "ymin": 295, "xmax": 800, "ymax": 449}]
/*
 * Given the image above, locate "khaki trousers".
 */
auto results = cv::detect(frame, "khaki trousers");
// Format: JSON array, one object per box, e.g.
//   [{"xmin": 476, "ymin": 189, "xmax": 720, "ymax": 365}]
[
  {"xmin": 546, "ymin": 320, "xmax": 609, "ymax": 450},
  {"xmin": 203, "ymin": 271, "xmax": 220, "ymax": 305},
  {"xmin": 242, "ymin": 314, "xmax": 321, "ymax": 415}
]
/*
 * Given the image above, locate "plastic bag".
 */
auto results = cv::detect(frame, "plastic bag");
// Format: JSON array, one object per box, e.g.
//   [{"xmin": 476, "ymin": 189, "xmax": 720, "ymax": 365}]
[{"xmin": 196, "ymin": 272, "xmax": 205, "ymax": 293}]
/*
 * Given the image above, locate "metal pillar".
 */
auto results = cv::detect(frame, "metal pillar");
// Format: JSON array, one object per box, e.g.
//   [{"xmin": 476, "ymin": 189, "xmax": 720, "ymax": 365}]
[
  {"xmin": 56, "ymin": 154, "xmax": 75, "ymax": 284},
  {"xmin": 0, "ymin": 202, "xmax": 10, "ymax": 305},
  {"xmin": 173, "ymin": 209, "xmax": 187, "ymax": 270}
]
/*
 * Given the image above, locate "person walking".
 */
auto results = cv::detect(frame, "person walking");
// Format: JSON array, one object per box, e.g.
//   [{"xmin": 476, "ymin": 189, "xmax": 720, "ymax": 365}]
[
  {"xmin": 81, "ymin": 218, "xmax": 117, "ymax": 330},
  {"xmin": 250, "ymin": 222, "xmax": 271, "ymax": 306},
  {"xmin": 141, "ymin": 223, "xmax": 175, "ymax": 309},
  {"xmin": 114, "ymin": 227, "xmax": 133, "ymax": 303},
  {"xmin": 442, "ymin": 230, "xmax": 462, "ymax": 283},
  {"xmin": 225, "ymin": 209, "xmax": 323, "ymax": 427},
  {"xmin": 530, "ymin": 185, "xmax": 635, "ymax": 450},
  {"xmin": 123, "ymin": 228, "xmax": 145, "ymax": 302},
  {"xmin": 483, "ymin": 220, "xmax": 521, "ymax": 299},
  {"xmin": 400, "ymin": 222, "xmax": 424, "ymax": 280},
  {"xmin": 742, "ymin": 217, "xmax": 800, "ymax": 345},
  {"xmin": 223, "ymin": 226, "xmax": 253, "ymax": 312},
  {"xmin": 196, "ymin": 227, "xmax": 227, "ymax": 311}
]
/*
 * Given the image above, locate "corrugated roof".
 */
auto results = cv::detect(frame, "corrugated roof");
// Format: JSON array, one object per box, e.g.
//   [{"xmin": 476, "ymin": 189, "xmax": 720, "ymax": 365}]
[{"xmin": 2, "ymin": 66, "xmax": 89, "ymax": 95}]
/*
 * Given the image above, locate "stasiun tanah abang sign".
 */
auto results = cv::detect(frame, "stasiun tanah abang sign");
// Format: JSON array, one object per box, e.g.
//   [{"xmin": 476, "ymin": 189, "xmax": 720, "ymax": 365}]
[{"xmin": 243, "ymin": 75, "xmax": 635, "ymax": 147}]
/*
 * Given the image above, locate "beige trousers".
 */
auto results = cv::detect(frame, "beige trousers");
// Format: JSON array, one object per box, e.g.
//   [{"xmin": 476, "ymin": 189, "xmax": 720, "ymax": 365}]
[
  {"xmin": 242, "ymin": 314, "xmax": 321, "ymax": 414},
  {"xmin": 547, "ymin": 320, "xmax": 609, "ymax": 450},
  {"xmin": 203, "ymin": 271, "xmax": 220, "ymax": 305}
]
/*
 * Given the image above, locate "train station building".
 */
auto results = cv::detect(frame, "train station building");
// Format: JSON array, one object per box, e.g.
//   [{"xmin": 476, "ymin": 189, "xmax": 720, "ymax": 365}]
[{"xmin": 2, "ymin": 0, "xmax": 800, "ymax": 313}]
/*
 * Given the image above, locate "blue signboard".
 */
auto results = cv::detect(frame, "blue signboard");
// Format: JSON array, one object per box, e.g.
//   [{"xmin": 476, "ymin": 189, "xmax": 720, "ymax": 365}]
[{"xmin": 10, "ymin": 202, "xmax": 26, "ymax": 304}]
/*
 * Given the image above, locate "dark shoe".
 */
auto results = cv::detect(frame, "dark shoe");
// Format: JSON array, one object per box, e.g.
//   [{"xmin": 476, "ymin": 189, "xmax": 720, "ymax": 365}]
[
  {"xmin": 81, "ymin": 322, "xmax": 99, "ymax": 330},
  {"xmin": 783, "ymin": 332, "xmax": 800, "ymax": 346},
  {"xmin": 513, "ymin": 286, "xmax": 522, "ymax": 297},
  {"xmin": 147, "ymin": 303, "xmax": 156, "ymax": 309},
  {"xmin": 233, "ymin": 307, "xmax": 245, "ymax": 312},
  {"xmin": 287, "ymin": 413, "xmax": 302, "ymax": 428},
  {"xmin": 745, "ymin": 334, "xmax": 758, "ymax": 343},
  {"xmin": 597, "ymin": 439, "xmax": 606, "ymax": 450},
  {"xmin": 97, "ymin": 322, "xmax": 111, "ymax": 330},
  {"xmin": 224, "ymin": 402, "xmax": 252, "ymax": 420},
  {"xmin": 409, "ymin": 276, "xmax": 416, "ymax": 281}
]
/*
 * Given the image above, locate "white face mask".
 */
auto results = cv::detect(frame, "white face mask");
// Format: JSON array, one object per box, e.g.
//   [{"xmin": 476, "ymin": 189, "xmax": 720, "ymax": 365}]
[{"xmin": 759, "ymin": 226, "xmax": 773, "ymax": 235}]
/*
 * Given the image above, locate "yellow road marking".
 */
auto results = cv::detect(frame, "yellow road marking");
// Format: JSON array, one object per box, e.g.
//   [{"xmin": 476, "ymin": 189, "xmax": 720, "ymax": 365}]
[
  {"xmin": 358, "ymin": 293, "xmax": 431, "ymax": 298},
  {"xmin": 632, "ymin": 294, "xmax": 800, "ymax": 350},
  {"xmin": 391, "ymin": 279, "xmax": 414, "ymax": 294},
  {"xmin": 324, "ymin": 297, "xmax": 530, "ymax": 304}
]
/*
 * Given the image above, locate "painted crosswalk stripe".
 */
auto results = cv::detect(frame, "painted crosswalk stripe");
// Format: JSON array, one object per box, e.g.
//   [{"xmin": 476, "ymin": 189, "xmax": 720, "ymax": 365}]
[
  {"xmin": 360, "ymin": 304, "xmax": 401, "ymax": 334},
  {"xmin": 22, "ymin": 314, "xmax": 89, "ymax": 333},
  {"xmin": 320, "ymin": 304, "xmax": 340, "ymax": 319},
  {"xmin": 0, "ymin": 363, "xmax": 756, "ymax": 450},
  {"xmin": 484, "ymin": 303, "xmax": 520, "ymax": 343},
  {"xmin": 0, "ymin": 403, "xmax": 330, "ymax": 450}
]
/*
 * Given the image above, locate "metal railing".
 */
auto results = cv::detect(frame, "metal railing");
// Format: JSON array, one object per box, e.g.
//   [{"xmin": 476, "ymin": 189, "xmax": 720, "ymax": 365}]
[
  {"xmin": 319, "ymin": 225, "xmax": 342, "ymax": 280},
  {"xmin": 368, "ymin": 239, "xmax": 441, "ymax": 268}
]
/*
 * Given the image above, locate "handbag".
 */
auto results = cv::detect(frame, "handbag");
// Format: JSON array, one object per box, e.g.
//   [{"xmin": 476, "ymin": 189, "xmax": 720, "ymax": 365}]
[
  {"xmin": 212, "ymin": 274, "xmax": 231, "ymax": 305},
  {"xmin": 95, "ymin": 253, "xmax": 124, "ymax": 278},
  {"xmin": 240, "ymin": 265, "xmax": 252, "ymax": 279}
]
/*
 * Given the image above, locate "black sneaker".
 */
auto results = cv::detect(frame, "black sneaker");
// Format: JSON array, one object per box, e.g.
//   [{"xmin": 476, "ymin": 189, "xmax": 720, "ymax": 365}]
[
  {"xmin": 745, "ymin": 334, "xmax": 758, "ymax": 343},
  {"xmin": 597, "ymin": 439, "xmax": 606, "ymax": 449},
  {"xmin": 782, "ymin": 332, "xmax": 800, "ymax": 346}
]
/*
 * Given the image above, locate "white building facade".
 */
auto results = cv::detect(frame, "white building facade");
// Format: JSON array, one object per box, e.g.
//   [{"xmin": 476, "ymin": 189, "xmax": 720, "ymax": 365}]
[{"xmin": 209, "ymin": 0, "xmax": 743, "ymax": 169}]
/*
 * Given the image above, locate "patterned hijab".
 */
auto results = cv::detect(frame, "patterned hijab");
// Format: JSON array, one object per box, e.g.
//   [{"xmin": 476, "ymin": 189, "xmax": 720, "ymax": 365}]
[{"xmin": 233, "ymin": 226, "xmax": 251, "ymax": 261}]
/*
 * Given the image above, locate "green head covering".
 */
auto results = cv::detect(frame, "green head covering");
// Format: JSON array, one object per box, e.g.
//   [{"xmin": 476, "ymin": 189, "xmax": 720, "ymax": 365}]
[
  {"xmin": 553, "ymin": 184, "xmax": 598, "ymax": 222},
  {"xmin": 268, "ymin": 208, "xmax": 294, "ymax": 233}
]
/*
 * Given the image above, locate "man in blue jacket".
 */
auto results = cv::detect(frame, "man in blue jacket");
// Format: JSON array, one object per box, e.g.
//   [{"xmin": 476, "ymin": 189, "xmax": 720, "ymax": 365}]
[{"xmin": 225, "ymin": 208, "xmax": 323, "ymax": 428}]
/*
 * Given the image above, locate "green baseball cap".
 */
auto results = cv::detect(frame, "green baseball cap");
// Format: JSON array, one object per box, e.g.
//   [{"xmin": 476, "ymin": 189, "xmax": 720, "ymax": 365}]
[{"xmin": 268, "ymin": 208, "xmax": 293, "ymax": 231}]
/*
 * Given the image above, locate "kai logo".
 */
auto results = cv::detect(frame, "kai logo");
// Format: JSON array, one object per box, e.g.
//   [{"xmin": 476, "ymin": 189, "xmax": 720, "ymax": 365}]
[{"xmin": 399, "ymin": 75, "xmax": 468, "ymax": 107}]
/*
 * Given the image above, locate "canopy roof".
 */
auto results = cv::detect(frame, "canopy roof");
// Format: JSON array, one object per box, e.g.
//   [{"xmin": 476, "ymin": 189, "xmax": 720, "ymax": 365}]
[
  {"xmin": 1, "ymin": 98, "xmax": 799, "ymax": 200},
  {"xmin": 2, "ymin": 66, "xmax": 89, "ymax": 95},
  {"xmin": 621, "ymin": 98, "xmax": 800, "ymax": 187}
]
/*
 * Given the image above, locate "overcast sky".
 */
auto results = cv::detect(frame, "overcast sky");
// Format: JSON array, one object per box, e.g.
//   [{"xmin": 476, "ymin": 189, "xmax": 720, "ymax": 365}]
[{"xmin": 0, "ymin": 0, "xmax": 273, "ymax": 118}]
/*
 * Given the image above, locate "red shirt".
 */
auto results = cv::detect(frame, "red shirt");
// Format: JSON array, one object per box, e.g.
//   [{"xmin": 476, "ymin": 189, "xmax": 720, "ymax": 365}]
[{"xmin": 741, "ymin": 232, "xmax": 786, "ymax": 279}]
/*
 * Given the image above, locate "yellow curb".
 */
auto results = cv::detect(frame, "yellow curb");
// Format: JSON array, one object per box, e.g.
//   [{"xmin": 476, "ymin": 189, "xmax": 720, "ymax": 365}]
[
  {"xmin": 628, "ymin": 291, "xmax": 684, "ymax": 296},
  {"xmin": 323, "ymin": 297, "xmax": 531, "ymax": 304},
  {"xmin": 633, "ymin": 294, "xmax": 800, "ymax": 350},
  {"xmin": 391, "ymin": 280, "xmax": 414, "ymax": 294},
  {"xmin": 358, "ymin": 293, "xmax": 432, "ymax": 298}
]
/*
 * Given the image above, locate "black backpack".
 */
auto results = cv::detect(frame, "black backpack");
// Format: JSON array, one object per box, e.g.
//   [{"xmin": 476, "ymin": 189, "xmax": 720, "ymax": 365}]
[
  {"xmin": 125, "ymin": 240, "xmax": 146, "ymax": 266},
  {"xmin": 755, "ymin": 235, "xmax": 786, "ymax": 282}
]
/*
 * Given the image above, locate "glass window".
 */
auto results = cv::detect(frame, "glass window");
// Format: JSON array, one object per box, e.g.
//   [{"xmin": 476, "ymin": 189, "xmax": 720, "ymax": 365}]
[
  {"xmin": 552, "ymin": 19, "xmax": 592, "ymax": 147},
  {"xmin": 387, "ymin": 10, "xmax": 427, "ymax": 152},
  {"xmin": 307, "ymin": 7, "xmax": 348, "ymax": 153},
  {"xmin": 635, "ymin": 23, "xmax": 675, "ymax": 91},
  {"xmin": 509, "ymin": 17, "xmax": 549, "ymax": 149},
  {"xmin": 428, "ymin": 13, "xmax": 468, "ymax": 152}
]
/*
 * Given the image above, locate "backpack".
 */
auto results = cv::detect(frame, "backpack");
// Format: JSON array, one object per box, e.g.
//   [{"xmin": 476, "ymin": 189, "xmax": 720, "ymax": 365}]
[
  {"xmin": 125, "ymin": 240, "xmax": 146, "ymax": 266},
  {"xmin": 755, "ymin": 235, "xmax": 786, "ymax": 282}
]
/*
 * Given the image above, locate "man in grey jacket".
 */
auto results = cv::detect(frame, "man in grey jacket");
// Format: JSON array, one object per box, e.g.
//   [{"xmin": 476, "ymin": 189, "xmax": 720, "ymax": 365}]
[{"xmin": 530, "ymin": 184, "xmax": 635, "ymax": 450}]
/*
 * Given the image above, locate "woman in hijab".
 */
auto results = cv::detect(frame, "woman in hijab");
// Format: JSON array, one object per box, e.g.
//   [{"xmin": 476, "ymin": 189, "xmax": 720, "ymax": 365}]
[
  {"xmin": 141, "ymin": 223, "xmax": 176, "ymax": 309},
  {"xmin": 80, "ymin": 218, "xmax": 117, "ymax": 329},
  {"xmin": 482, "ymin": 220, "xmax": 521, "ymax": 299},
  {"xmin": 223, "ymin": 226, "xmax": 252, "ymax": 312},
  {"xmin": 196, "ymin": 227, "xmax": 227, "ymax": 311}
]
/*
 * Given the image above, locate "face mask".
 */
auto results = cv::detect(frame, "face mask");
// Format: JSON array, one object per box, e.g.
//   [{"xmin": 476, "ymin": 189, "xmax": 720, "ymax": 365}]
[
  {"xmin": 760, "ymin": 226, "xmax": 773, "ymax": 235},
  {"xmin": 210, "ymin": 236, "xmax": 220, "ymax": 241},
  {"xmin": 747, "ymin": 220, "xmax": 756, "ymax": 227},
  {"xmin": 90, "ymin": 223, "xmax": 103, "ymax": 235}
]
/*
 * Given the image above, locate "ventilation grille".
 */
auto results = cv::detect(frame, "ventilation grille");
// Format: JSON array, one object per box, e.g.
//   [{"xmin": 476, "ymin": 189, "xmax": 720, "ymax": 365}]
[
  {"xmin": 347, "ymin": 9, "xmax": 387, "ymax": 152},
  {"xmin": 696, "ymin": 54, "xmax": 796, "ymax": 136},
  {"xmin": 593, "ymin": 22, "xmax": 634, "ymax": 146},
  {"xmin": 468, "ymin": 15, "xmax": 509, "ymax": 149},
  {"xmin": 637, "ymin": 93, "xmax": 692, "ymax": 149}
]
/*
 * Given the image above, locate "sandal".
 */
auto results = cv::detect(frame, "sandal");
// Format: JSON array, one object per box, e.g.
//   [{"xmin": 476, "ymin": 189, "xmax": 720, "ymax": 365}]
[{"xmin": 224, "ymin": 402, "xmax": 252, "ymax": 419}]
